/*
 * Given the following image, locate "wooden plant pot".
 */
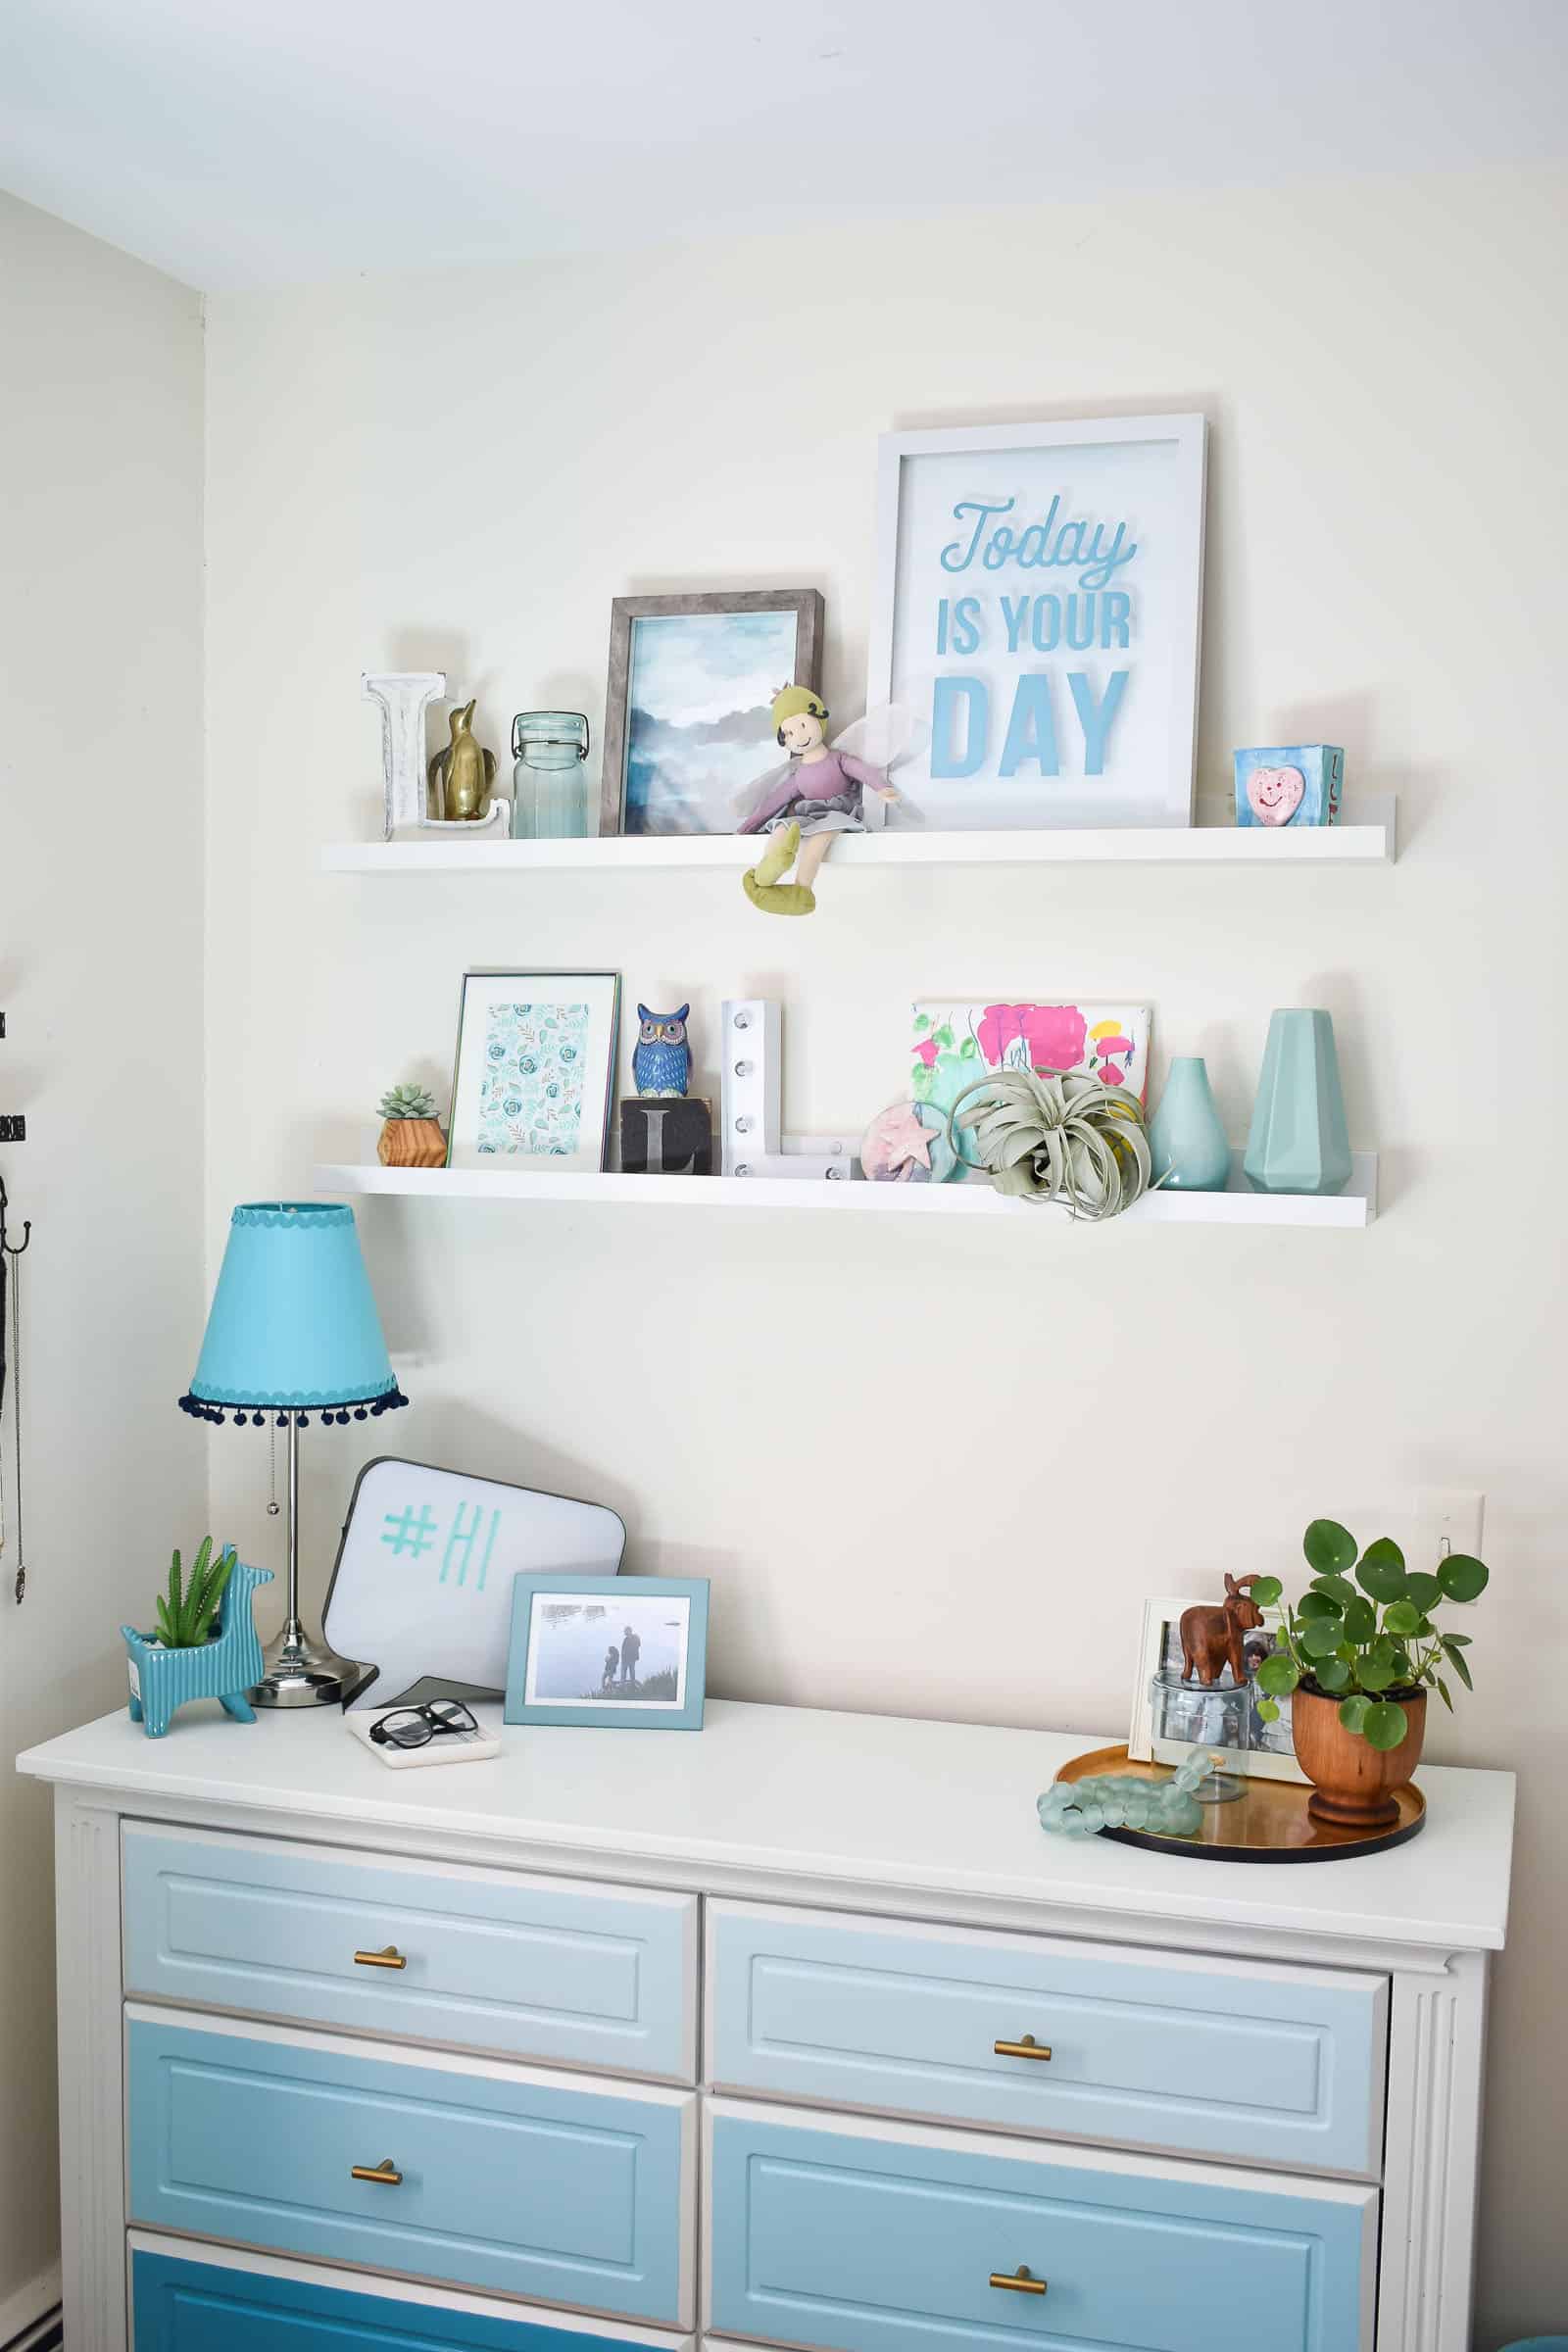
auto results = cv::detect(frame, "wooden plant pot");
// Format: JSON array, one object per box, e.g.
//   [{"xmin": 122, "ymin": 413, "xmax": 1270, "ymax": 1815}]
[
  {"xmin": 377, "ymin": 1117, "xmax": 447, "ymax": 1168},
  {"xmin": 1292, "ymin": 1685, "xmax": 1427, "ymax": 1827}
]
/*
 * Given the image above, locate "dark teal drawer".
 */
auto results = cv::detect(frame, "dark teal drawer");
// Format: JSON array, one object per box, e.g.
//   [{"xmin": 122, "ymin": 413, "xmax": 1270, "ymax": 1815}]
[
  {"xmin": 122, "ymin": 1824, "xmax": 696, "ymax": 2079},
  {"xmin": 130, "ymin": 2240, "xmax": 693, "ymax": 2347},
  {"xmin": 706, "ymin": 2099, "xmax": 1377, "ymax": 2351},
  {"xmin": 126, "ymin": 2011, "xmax": 693, "ymax": 2326}
]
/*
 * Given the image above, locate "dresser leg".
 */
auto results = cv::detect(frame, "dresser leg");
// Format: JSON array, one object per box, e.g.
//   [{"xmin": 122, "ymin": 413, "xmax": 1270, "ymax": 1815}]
[
  {"xmin": 54, "ymin": 1792, "xmax": 128, "ymax": 2352},
  {"xmin": 1378, "ymin": 1951, "xmax": 1489, "ymax": 2352}
]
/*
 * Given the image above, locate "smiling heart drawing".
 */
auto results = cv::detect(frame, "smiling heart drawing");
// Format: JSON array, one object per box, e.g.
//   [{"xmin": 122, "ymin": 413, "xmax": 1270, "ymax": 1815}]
[{"xmin": 1248, "ymin": 764, "xmax": 1305, "ymax": 825}]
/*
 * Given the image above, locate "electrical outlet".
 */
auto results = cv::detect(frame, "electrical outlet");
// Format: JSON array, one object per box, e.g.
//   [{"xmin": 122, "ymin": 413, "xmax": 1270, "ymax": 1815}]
[{"xmin": 1435, "ymin": 1491, "xmax": 1486, "ymax": 1559}]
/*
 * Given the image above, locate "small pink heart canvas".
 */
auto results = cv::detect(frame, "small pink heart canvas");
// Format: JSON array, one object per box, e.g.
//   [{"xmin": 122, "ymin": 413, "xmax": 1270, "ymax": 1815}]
[
  {"xmin": 1247, "ymin": 764, "xmax": 1304, "ymax": 825},
  {"xmin": 1234, "ymin": 744, "xmax": 1344, "ymax": 828}
]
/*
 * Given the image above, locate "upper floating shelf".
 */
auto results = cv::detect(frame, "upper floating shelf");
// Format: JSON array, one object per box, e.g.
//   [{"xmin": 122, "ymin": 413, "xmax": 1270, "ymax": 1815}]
[{"xmin": 319, "ymin": 799, "xmax": 1396, "ymax": 874}]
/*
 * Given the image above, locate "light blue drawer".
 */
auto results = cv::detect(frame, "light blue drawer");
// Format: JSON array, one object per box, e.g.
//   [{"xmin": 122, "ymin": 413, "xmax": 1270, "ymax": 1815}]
[
  {"xmin": 707, "ymin": 1900, "xmax": 1386, "ymax": 2173},
  {"xmin": 122, "ymin": 1825, "xmax": 696, "ymax": 2080},
  {"xmin": 706, "ymin": 2100, "xmax": 1376, "ymax": 2352},
  {"xmin": 130, "ymin": 2239, "xmax": 693, "ymax": 2348},
  {"xmin": 126, "ymin": 2012, "xmax": 693, "ymax": 2326}
]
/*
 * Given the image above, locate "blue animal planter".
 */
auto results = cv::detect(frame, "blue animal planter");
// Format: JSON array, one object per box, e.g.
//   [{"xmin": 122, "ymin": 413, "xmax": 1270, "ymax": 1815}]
[{"xmin": 122, "ymin": 1560, "xmax": 272, "ymax": 1738}]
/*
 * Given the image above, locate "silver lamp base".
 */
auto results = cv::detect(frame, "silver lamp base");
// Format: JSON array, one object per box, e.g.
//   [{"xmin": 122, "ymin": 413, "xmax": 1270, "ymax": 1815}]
[{"xmin": 249, "ymin": 1618, "xmax": 358, "ymax": 1709}]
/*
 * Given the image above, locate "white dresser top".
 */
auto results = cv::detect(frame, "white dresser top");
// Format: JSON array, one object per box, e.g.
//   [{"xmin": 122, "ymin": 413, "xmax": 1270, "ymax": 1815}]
[{"xmin": 18, "ymin": 1697, "xmax": 1514, "ymax": 1954}]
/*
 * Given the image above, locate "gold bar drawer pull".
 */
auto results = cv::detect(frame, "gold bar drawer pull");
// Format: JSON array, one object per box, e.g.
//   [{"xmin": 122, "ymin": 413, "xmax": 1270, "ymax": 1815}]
[
  {"xmin": 990, "ymin": 2266, "xmax": 1047, "ymax": 2295},
  {"xmin": 350, "ymin": 2157, "xmax": 403, "ymax": 2186},
  {"xmin": 354, "ymin": 1945, "xmax": 407, "ymax": 1970},
  {"xmin": 994, "ymin": 2033, "xmax": 1053, "ymax": 2061}
]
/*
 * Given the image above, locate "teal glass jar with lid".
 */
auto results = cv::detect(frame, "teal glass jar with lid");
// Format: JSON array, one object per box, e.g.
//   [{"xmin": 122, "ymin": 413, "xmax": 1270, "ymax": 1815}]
[{"xmin": 511, "ymin": 711, "xmax": 591, "ymax": 839}]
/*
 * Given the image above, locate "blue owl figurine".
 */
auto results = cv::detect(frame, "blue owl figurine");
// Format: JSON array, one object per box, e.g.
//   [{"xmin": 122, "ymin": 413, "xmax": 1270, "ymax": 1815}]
[{"xmin": 633, "ymin": 1004, "xmax": 692, "ymax": 1098}]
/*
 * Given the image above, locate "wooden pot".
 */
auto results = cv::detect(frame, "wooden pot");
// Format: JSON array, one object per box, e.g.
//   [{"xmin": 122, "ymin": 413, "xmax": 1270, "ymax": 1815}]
[
  {"xmin": 377, "ymin": 1117, "xmax": 447, "ymax": 1168},
  {"xmin": 1292, "ymin": 1686, "xmax": 1427, "ymax": 1827}
]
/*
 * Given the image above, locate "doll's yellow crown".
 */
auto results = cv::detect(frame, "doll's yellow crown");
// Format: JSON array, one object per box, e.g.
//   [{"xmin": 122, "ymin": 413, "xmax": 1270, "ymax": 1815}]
[{"xmin": 770, "ymin": 684, "xmax": 828, "ymax": 728}]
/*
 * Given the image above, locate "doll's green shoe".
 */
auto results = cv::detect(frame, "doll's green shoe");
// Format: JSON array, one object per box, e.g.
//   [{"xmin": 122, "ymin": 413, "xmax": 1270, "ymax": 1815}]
[{"xmin": 743, "ymin": 872, "xmax": 815, "ymax": 915}]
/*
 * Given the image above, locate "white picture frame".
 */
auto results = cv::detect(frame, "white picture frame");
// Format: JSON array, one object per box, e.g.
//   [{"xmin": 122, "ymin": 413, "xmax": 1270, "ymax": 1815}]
[
  {"xmin": 868, "ymin": 414, "xmax": 1206, "ymax": 833},
  {"xmin": 447, "ymin": 969, "xmax": 619, "ymax": 1173},
  {"xmin": 1128, "ymin": 1593, "xmax": 1306, "ymax": 1786}
]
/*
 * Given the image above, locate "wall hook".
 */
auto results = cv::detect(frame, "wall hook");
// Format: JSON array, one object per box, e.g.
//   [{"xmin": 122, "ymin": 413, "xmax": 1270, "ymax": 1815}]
[{"xmin": 0, "ymin": 1173, "xmax": 29, "ymax": 1259}]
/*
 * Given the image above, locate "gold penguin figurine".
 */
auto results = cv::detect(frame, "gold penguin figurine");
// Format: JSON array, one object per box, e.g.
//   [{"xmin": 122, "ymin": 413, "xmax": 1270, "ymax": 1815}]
[{"xmin": 428, "ymin": 700, "xmax": 497, "ymax": 821}]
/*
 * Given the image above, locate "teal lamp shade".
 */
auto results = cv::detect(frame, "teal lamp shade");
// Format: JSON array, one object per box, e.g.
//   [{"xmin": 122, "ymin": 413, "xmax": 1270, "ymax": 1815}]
[{"xmin": 179, "ymin": 1202, "xmax": 407, "ymax": 1426}]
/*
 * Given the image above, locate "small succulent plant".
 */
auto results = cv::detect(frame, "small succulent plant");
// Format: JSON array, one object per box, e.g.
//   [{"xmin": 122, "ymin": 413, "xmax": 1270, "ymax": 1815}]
[
  {"xmin": 378, "ymin": 1083, "xmax": 438, "ymax": 1121},
  {"xmin": 948, "ymin": 1068, "xmax": 1155, "ymax": 1219},
  {"xmin": 153, "ymin": 1536, "xmax": 237, "ymax": 1648}
]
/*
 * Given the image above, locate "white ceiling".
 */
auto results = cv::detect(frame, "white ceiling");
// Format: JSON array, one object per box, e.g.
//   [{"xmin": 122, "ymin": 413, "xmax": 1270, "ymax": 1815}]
[{"xmin": 1, "ymin": 0, "xmax": 1562, "ymax": 292}]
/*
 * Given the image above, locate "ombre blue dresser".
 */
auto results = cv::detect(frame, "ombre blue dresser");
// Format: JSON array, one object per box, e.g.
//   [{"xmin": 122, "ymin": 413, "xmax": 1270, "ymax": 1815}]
[{"xmin": 19, "ymin": 1699, "xmax": 1514, "ymax": 2352}]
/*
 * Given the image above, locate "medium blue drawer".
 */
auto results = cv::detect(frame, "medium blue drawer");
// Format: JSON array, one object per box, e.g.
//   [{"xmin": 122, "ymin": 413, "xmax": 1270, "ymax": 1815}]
[
  {"xmin": 122, "ymin": 1825, "xmax": 696, "ymax": 2080},
  {"xmin": 126, "ymin": 2012, "xmax": 693, "ymax": 2326},
  {"xmin": 707, "ymin": 1900, "xmax": 1386, "ymax": 2172},
  {"xmin": 706, "ymin": 2100, "xmax": 1376, "ymax": 2352},
  {"xmin": 129, "ymin": 2239, "xmax": 694, "ymax": 2348}
]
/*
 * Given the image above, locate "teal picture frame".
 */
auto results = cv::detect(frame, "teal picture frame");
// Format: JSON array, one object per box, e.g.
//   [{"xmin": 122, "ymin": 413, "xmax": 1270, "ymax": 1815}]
[{"xmin": 505, "ymin": 1574, "xmax": 709, "ymax": 1730}]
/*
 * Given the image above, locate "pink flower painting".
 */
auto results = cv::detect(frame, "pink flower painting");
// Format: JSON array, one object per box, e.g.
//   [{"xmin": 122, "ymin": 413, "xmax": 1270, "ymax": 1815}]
[{"xmin": 976, "ymin": 1003, "xmax": 1089, "ymax": 1074}]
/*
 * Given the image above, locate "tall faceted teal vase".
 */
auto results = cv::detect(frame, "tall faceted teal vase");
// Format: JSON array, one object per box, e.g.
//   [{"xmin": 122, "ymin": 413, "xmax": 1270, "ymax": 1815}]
[
  {"xmin": 1149, "ymin": 1056, "xmax": 1231, "ymax": 1191},
  {"xmin": 1244, "ymin": 1009, "xmax": 1352, "ymax": 1196}
]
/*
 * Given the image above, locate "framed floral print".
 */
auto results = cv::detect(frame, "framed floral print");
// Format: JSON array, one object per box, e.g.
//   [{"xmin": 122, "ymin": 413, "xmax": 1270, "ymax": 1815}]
[{"xmin": 448, "ymin": 970, "xmax": 619, "ymax": 1173}]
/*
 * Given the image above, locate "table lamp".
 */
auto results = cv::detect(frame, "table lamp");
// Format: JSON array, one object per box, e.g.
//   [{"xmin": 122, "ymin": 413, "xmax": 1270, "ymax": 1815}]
[{"xmin": 179, "ymin": 1201, "xmax": 408, "ymax": 1706}]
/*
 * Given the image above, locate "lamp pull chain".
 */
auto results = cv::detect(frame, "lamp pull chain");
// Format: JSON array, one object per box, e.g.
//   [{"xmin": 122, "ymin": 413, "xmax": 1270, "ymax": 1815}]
[{"xmin": 268, "ymin": 1414, "xmax": 281, "ymax": 1517}]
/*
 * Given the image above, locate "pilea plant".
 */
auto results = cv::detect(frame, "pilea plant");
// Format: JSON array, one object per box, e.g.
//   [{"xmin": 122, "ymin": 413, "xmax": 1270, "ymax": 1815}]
[
  {"xmin": 948, "ymin": 1069, "xmax": 1155, "ymax": 1219},
  {"xmin": 153, "ymin": 1535, "xmax": 237, "ymax": 1648},
  {"xmin": 1250, "ymin": 1519, "xmax": 1489, "ymax": 1751}
]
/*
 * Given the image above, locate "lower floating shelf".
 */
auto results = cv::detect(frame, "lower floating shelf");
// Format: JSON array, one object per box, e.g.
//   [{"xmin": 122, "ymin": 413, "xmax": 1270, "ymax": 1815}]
[{"xmin": 316, "ymin": 1152, "xmax": 1377, "ymax": 1229}]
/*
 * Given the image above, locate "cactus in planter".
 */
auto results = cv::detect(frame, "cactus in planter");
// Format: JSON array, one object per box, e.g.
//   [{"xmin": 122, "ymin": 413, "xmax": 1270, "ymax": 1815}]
[
  {"xmin": 947, "ymin": 1068, "xmax": 1155, "ymax": 1219},
  {"xmin": 154, "ymin": 1536, "xmax": 237, "ymax": 1649},
  {"xmin": 375, "ymin": 1081, "xmax": 447, "ymax": 1168}
]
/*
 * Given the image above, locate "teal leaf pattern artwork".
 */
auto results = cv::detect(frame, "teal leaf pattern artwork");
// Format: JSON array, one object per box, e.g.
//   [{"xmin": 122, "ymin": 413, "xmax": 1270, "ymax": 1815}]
[{"xmin": 477, "ymin": 1001, "xmax": 590, "ymax": 1156}]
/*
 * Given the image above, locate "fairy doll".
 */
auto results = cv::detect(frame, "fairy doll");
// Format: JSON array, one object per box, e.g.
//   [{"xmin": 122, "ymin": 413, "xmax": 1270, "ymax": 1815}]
[{"xmin": 738, "ymin": 686, "xmax": 905, "ymax": 916}]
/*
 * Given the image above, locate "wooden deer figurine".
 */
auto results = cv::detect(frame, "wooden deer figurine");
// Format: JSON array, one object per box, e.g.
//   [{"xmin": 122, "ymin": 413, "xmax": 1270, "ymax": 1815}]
[{"xmin": 1179, "ymin": 1574, "xmax": 1268, "ymax": 1688}]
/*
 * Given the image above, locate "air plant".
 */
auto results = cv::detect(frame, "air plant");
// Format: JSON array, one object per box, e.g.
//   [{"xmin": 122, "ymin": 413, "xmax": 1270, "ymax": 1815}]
[
  {"xmin": 947, "ymin": 1069, "xmax": 1156, "ymax": 1219},
  {"xmin": 152, "ymin": 1536, "xmax": 237, "ymax": 1648}
]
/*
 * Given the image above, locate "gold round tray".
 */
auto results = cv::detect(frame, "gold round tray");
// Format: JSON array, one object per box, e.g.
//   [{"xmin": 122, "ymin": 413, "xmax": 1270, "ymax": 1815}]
[{"xmin": 1055, "ymin": 1745, "xmax": 1426, "ymax": 1863}]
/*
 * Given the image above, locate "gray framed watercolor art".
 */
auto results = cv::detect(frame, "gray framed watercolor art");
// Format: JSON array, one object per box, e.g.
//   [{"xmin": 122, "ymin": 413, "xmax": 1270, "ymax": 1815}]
[
  {"xmin": 505, "ymin": 1574, "xmax": 710, "ymax": 1730},
  {"xmin": 867, "ymin": 416, "xmax": 1206, "ymax": 832},
  {"xmin": 599, "ymin": 589, "xmax": 824, "ymax": 837},
  {"xmin": 447, "ymin": 969, "xmax": 619, "ymax": 1173}
]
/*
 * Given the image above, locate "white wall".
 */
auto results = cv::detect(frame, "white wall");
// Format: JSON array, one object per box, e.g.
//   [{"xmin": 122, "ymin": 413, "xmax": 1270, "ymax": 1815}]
[
  {"xmin": 203, "ymin": 168, "xmax": 1564, "ymax": 2344},
  {"xmin": 0, "ymin": 191, "xmax": 205, "ymax": 2322}
]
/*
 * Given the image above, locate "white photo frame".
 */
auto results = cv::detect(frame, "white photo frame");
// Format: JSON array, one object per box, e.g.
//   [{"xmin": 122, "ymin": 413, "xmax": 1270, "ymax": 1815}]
[
  {"xmin": 1129, "ymin": 1593, "xmax": 1306, "ymax": 1786},
  {"xmin": 448, "ymin": 969, "xmax": 619, "ymax": 1173},
  {"xmin": 868, "ymin": 415, "xmax": 1206, "ymax": 832}
]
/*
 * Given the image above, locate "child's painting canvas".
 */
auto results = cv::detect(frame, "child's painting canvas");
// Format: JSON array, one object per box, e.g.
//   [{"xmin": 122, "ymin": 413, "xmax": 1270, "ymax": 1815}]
[{"xmin": 911, "ymin": 1000, "xmax": 1152, "ymax": 1167}]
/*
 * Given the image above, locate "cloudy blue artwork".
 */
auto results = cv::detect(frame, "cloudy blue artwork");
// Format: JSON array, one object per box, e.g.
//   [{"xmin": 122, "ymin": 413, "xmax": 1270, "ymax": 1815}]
[
  {"xmin": 624, "ymin": 608, "xmax": 797, "ymax": 834},
  {"xmin": 477, "ymin": 1001, "xmax": 590, "ymax": 1156}
]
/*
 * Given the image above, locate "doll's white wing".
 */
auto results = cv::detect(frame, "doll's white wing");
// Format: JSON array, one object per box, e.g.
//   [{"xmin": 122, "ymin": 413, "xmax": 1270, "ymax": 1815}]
[{"xmin": 831, "ymin": 703, "xmax": 930, "ymax": 824}]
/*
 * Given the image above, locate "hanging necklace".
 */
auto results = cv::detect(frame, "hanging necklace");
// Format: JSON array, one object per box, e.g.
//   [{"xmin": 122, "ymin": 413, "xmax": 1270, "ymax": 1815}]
[{"xmin": 0, "ymin": 1180, "xmax": 31, "ymax": 1604}]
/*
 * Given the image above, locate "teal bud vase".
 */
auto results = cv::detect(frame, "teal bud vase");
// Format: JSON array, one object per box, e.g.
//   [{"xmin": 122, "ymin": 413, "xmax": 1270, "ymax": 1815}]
[
  {"xmin": 1149, "ymin": 1056, "xmax": 1231, "ymax": 1191},
  {"xmin": 1244, "ymin": 1009, "xmax": 1352, "ymax": 1195}
]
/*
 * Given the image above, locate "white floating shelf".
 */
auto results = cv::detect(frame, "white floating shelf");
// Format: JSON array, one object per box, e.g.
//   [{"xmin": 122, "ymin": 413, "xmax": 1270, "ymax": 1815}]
[
  {"xmin": 317, "ymin": 1152, "xmax": 1377, "ymax": 1229},
  {"xmin": 319, "ymin": 801, "xmax": 1395, "ymax": 874}
]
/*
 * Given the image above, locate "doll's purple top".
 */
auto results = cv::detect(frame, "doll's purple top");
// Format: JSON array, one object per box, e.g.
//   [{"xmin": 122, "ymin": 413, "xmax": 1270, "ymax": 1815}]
[{"xmin": 739, "ymin": 750, "xmax": 885, "ymax": 834}]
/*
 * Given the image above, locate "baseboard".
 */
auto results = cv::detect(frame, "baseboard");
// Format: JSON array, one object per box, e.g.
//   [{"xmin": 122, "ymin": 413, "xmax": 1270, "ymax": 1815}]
[{"xmin": 0, "ymin": 2262, "xmax": 62, "ymax": 2352}]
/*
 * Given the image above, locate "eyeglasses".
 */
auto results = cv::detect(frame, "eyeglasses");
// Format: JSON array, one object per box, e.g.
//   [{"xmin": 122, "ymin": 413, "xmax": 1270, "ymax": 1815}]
[{"xmin": 368, "ymin": 1699, "xmax": 479, "ymax": 1749}]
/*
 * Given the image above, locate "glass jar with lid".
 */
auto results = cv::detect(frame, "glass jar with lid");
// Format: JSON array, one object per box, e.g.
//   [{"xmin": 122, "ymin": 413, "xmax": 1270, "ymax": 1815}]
[{"xmin": 511, "ymin": 710, "xmax": 591, "ymax": 839}]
